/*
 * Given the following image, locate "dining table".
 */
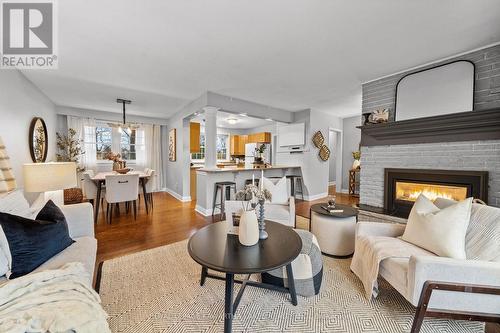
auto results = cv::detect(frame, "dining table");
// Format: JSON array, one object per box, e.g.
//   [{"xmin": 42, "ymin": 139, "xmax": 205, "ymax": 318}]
[{"xmin": 91, "ymin": 171, "xmax": 150, "ymax": 223}]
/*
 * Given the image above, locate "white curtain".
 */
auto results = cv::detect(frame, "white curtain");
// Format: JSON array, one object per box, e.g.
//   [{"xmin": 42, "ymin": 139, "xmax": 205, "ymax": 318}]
[
  {"xmin": 136, "ymin": 124, "xmax": 162, "ymax": 192},
  {"xmin": 67, "ymin": 116, "xmax": 97, "ymax": 171}
]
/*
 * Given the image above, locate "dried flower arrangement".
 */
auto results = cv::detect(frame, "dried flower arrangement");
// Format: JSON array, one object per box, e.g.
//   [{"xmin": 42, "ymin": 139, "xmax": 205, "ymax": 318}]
[
  {"xmin": 105, "ymin": 152, "xmax": 123, "ymax": 162},
  {"xmin": 56, "ymin": 128, "xmax": 85, "ymax": 172},
  {"xmin": 234, "ymin": 184, "xmax": 272, "ymax": 211}
]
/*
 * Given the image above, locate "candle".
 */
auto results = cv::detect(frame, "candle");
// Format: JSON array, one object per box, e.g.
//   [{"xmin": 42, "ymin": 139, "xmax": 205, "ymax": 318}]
[
  {"xmin": 260, "ymin": 170, "xmax": 264, "ymax": 190},
  {"xmin": 252, "ymin": 174, "xmax": 255, "ymax": 186}
]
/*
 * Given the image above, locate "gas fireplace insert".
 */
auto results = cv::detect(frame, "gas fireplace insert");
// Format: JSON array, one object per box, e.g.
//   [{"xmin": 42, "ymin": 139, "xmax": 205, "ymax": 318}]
[{"xmin": 384, "ymin": 168, "xmax": 488, "ymax": 218}]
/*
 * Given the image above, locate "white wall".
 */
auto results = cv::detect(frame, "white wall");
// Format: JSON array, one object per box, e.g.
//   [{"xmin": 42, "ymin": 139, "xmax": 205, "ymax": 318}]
[
  {"xmin": 0, "ymin": 71, "xmax": 57, "ymax": 188},
  {"xmin": 341, "ymin": 115, "xmax": 361, "ymax": 192},
  {"xmin": 275, "ymin": 109, "xmax": 343, "ymax": 200}
]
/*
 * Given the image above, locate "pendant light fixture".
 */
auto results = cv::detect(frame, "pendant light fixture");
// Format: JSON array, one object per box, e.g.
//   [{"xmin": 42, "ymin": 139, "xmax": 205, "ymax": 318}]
[{"xmin": 108, "ymin": 98, "xmax": 139, "ymax": 133}]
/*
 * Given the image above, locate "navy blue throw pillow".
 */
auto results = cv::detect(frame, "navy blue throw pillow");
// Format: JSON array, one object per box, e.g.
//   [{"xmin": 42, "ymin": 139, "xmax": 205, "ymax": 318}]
[{"xmin": 0, "ymin": 200, "xmax": 74, "ymax": 279}]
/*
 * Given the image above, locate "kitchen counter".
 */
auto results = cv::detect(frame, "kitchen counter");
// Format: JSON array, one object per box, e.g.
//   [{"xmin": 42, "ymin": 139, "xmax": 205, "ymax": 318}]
[
  {"xmin": 198, "ymin": 165, "xmax": 300, "ymax": 172},
  {"xmin": 194, "ymin": 165, "xmax": 302, "ymax": 216}
]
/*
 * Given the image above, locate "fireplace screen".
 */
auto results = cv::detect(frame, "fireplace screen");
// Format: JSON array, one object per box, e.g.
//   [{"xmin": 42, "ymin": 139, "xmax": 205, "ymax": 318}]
[{"xmin": 395, "ymin": 181, "xmax": 468, "ymax": 202}]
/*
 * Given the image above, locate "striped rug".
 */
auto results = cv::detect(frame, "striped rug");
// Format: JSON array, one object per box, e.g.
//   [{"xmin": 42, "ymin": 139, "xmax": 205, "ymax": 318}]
[
  {"xmin": 98, "ymin": 239, "xmax": 484, "ymax": 333},
  {"xmin": 0, "ymin": 137, "xmax": 16, "ymax": 195}
]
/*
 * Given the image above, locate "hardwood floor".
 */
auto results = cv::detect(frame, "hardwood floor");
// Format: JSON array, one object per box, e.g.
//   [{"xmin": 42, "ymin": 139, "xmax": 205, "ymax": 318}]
[
  {"xmin": 95, "ymin": 185, "xmax": 359, "ymax": 265},
  {"xmin": 95, "ymin": 192, "xmax": 212, "ymax": 264}
]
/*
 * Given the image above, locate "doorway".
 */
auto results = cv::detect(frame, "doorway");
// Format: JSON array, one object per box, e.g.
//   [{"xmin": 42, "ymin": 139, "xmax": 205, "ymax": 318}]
[{"xmin": 328, "ymin": 128, "xmax": 342, "ymax": 195}]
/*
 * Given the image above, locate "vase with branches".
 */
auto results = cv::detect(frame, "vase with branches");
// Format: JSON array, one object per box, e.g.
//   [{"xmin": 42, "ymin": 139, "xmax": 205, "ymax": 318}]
[
  {"xmin": 235, "ymin": 184, "xmax": 272, "ymax": 239},
  {"xmin": 56, "ymin": 128, "xmax": 85, "ymax": 172}
]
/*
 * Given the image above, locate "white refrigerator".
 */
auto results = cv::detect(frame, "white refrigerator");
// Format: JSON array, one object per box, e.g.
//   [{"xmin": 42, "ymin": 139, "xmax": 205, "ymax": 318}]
[{"xmin": 245, "ymin": 143, "xmax": 272, "ymax": 164}]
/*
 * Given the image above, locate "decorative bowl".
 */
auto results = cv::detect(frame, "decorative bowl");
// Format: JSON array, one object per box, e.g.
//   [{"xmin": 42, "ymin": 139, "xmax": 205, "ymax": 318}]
[{"xmin": 116, "ymin": 168, "xmax": 131, "ymax": 174}]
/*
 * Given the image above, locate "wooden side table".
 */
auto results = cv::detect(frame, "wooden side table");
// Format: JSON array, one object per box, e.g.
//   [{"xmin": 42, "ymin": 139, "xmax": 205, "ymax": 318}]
[{"xmin": 348, "ymin": 169, "xmax": 360, "ymax": 197}]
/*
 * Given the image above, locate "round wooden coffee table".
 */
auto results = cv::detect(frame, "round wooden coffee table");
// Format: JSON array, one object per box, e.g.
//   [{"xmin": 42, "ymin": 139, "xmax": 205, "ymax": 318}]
[
  {"xmin": 309, "ymin": 203, "xmax": 358, "ymax": 256},
  {"xmin": 188, "ymin": 220, "xmax": 302, "ymax": 333}
]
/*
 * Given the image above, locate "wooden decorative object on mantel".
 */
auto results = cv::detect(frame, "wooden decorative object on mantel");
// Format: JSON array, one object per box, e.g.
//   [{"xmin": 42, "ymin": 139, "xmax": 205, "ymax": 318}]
[{"xmin": 348, "ymin": 169, "xmax": 360, "ymax": 197}]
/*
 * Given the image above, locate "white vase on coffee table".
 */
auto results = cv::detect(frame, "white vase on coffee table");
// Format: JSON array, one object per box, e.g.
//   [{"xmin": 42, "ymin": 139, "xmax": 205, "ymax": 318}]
[{"xmin": 238, "ymin": 210, "xmax": 259, "ymax": 246}]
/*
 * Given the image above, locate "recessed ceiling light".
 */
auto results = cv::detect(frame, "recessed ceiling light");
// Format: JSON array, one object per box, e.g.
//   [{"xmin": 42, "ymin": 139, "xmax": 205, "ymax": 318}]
[
  {"xmin": 227, "ymin": 118, "xmax": 239, "ymax": 125},
  {"xmin": 265, "ymin": 118, "xmax": 273, "ymax": 121}
]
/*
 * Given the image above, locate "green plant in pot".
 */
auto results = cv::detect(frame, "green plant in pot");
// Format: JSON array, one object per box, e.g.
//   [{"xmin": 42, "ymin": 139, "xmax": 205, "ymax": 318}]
[
  {"xmin": 254, "ymin": 144, "xmax": 266, "ymax": 164},
  {"xmin": 352, "ymin": 150, "xmax": 361, "ymax": 170}
]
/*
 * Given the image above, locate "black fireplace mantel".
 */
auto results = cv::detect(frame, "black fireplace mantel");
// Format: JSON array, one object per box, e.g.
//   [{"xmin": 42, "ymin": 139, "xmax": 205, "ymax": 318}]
[{"xmin": 358, "ymin": 107, "xmax": 500, "ymax": 146}]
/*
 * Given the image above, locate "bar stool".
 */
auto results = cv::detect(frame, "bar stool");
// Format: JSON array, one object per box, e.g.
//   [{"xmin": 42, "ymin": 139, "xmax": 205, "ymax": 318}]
[
  {"xmin": 286, "ymin": 175, "xmax": 304, "ymax": 200},
  {"xmin": 212, "ymin": 181, "xmax": 237, "ymax": 219}
]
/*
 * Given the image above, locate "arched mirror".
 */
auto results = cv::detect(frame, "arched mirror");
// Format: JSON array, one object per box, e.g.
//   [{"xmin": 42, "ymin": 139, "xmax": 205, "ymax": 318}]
[{"xmin": 29, "ymin": 117, "xmax": 48, "ymax": 163}]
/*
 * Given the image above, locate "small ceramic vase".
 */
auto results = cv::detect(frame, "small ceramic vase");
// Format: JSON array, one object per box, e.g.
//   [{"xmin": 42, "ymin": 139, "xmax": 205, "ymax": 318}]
[{"xmin": 238, "ymin": 210, "xmax": 259, "ymax": 246}]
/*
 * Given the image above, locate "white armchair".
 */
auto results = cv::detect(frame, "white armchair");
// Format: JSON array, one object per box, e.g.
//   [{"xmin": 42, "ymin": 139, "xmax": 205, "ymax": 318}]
[
  {"xmin": 354, "ymin": 202, "xmax": 500, "ymax": 332},
  {"xmin": 264, "ymin": 197, "xmax": 295, "ymax": 227}
]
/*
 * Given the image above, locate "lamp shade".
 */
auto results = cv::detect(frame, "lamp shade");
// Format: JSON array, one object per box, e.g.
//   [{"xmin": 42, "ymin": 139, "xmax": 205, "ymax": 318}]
[{"xmin": 23, "ymin": 162, "xmax": 77, "ymax": 192}]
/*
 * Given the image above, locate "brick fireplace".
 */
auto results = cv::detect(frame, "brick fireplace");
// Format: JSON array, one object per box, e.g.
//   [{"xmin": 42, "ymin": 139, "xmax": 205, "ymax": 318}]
[
  {"xmin": 384, "ymin": 168, "xmax": 488, "ymax": 218},
  {"xmin": 359, "ymin": 140, "xmax": 500, "ymax": 210}
]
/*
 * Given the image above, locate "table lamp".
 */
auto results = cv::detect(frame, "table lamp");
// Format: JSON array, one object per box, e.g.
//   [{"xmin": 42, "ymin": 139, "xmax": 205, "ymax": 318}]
[{"xmin": 23, "ymin": 162, "xmax": 77, "ymax": 205}]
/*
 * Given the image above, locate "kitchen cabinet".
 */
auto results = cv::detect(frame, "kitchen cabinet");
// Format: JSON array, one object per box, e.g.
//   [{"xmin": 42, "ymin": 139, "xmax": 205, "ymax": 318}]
[
  {"xmin": 247, "ymin": 132, "xmax": 271, "ymax": 144},
  {"xmin": 190, "ymin": 122, "xmax": 200, "ymax": 153},
  {"xmin": 230, "ymin": 135, "xmax": 247, "ymax": 156}
]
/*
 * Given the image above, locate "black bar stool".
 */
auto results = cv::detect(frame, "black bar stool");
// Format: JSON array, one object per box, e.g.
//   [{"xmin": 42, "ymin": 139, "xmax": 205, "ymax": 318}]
[
  {"xmin": 212, "ymin": 181, "xmax": 237, "ymax": 219},
  {"xmin": 286, "ymin": 175, "xmax": 304, "ymax": 200}
]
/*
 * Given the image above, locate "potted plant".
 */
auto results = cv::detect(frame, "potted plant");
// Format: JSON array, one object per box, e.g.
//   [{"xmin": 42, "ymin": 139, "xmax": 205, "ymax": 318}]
[
  {"xmin": 254, "ymin": 144, "xmax": 266, "ymax": 164},
  {"xmin": 235, "ymin": 184, "xmax": 272, "ymax": 241},
  {"xmin": 352, "ymin": 150, "xmax": 361, "ymax": 170},
  {"xmin": 56, "ymin": 128, "xmax": 85, "ymax": 204}
]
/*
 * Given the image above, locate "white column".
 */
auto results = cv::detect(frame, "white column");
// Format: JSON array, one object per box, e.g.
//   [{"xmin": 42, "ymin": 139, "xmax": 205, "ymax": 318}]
[{"xmin": 203, "ymin": 106, "xmax": 218, "ymax": 169}]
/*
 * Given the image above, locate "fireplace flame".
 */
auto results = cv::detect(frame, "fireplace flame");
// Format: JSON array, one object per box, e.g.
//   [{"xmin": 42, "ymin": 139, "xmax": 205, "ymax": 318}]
[{"xmin": 395, "ymin": 182, "xmax": 467, "ymax": 202}]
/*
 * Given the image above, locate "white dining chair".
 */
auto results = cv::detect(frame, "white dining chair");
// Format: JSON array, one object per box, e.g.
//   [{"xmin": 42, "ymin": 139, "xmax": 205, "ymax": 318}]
[
  {"xmin": 82, "ymin": 171, "xmax": 104, "ymax": 206},
  {"xmin": 105, "ymin": 174, "xmax": 140, "ymax": 223}
]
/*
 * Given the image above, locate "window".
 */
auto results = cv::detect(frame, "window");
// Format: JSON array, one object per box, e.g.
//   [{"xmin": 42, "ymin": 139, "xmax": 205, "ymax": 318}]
[
  {"xmin": 94, "ymin": 124, "xmax": 144, "ymax": 162},
  {"xmin": 191, "ymin": 133, "xmax": 229, "ymax": 161},
  {"xmin": 217, "ymin": 134, "xmax": 229, "ymax": 160},
  {"xmin": 96, "ymin": 126, "xmax": 112, "ymax": 160},
  {"xmin": 120, "ymin": 129, "xmax": 137, "ymax": 161}
]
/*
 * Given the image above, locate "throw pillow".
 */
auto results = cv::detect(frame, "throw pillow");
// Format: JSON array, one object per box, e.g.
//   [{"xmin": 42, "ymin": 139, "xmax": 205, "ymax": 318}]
[
  {"xmin": 401, "ymin": 194, "xmax": 472, "ymax": 259},
  {"xmin": 0, "ymin": 200, "xmax": 74, "ymax": 279},
  {"xmin": 262, "ymin": 176, "xmax": 288, "ymax": 204}
]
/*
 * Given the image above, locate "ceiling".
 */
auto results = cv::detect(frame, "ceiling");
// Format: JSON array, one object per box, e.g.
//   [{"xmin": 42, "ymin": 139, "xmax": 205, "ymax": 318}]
[
  {"xmin": 191, "ymin": 110, "xmax": 273, "ymax": 129},
  {"xmin": 23, "ymin": 0, "xmax": 500, "ymax": 119}
]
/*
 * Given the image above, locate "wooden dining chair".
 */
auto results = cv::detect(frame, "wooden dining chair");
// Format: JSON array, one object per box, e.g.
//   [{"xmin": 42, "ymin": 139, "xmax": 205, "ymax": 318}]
[{"xmin": 104, "ymin": 174, "xmax": 140, "ymax": 223}]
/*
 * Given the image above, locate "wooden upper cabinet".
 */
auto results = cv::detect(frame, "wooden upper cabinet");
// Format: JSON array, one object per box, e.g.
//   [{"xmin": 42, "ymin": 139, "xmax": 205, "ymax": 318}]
[
  {"xmin": 247, "ymin": 132, "xmax": 271, "ymax": 144},
  {"xmin": 190, "ymin": 122, "xmax": 201, "ymax": 153},
  {"xmin": 230, "ymin": 135, "xmax": 247, "ymax": 156}
]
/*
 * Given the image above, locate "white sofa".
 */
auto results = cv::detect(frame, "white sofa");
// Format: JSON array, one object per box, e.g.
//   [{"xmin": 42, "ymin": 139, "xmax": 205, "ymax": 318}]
[
  {"xmin": 355, "ymin": 201, "xmax": 500, "ymax": 332},
  {"xmin": 0, "ymin": 200, "xmax": 97, "ymax": 286}
]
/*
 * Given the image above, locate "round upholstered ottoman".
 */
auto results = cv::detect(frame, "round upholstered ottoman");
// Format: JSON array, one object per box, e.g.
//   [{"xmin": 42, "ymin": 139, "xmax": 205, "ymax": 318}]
[{"xmin": 262, "ymin": 230, "xmax": 323, "ymax": 297}]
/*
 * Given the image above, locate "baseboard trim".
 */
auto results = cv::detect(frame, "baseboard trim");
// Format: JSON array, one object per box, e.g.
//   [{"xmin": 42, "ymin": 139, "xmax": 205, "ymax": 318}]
[
  {"xmin": 328, "ymin": 181, "xmax": 336, "ymax": 186},
  {"xmin": 195, "ymin": 205, "xmax": 214, "ymax": 216},
  {"xmin": 302, "ymin": 192, "xmax": 328, "ymax": 201},
  {"xmin": 339, "ymin": 189, "xmax": 349, "ymax": 194},
  {"xmin": 165, "ymin": 188, "xmax": 191, "ymax": 202}
]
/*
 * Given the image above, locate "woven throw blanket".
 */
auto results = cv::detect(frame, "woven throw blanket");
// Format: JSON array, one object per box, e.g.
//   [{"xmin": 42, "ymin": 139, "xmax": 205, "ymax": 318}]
[
  {"xmin": 350, "ymin": 236, "xmax": 434, "ymax": 299},
  {"xmin": 0, "ymin": 137, "xmax": 16, "ymax": 195},
  {"xmin": 0, "ymin": 262, "xmax": 110, "ymax": 333}
]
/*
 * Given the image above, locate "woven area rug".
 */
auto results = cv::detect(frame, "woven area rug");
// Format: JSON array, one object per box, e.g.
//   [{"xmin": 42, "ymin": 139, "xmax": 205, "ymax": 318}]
[{"xmin": 98, "ymin": 239, "xmax": 484, "ymax": 333}]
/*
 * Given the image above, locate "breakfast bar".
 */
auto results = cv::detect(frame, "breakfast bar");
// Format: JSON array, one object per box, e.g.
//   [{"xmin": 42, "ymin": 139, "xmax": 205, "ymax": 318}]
[{"xmin": 195, "ymin": 165, "xmax": 302, "ymax": 216}]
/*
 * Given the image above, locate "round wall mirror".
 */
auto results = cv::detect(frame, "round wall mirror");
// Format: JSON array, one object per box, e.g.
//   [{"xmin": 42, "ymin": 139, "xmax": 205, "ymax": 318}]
[{"xmin": 29, "ymin": 117, "xmax": 48, "ymax": 163}]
